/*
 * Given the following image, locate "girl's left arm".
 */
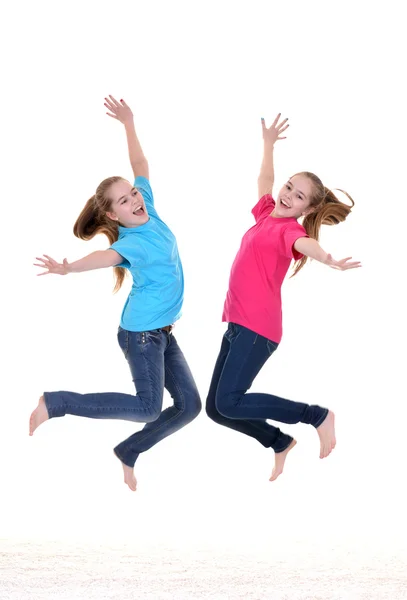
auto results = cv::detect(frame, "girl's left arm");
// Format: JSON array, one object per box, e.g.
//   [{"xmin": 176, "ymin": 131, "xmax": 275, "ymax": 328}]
[
  {"xmin": 294, "ymin": 237, "xmax": 361, "ymax": 271},
  {"xmin": 104, "ymin": 95, "xmax": 149, "ymax": 180}
]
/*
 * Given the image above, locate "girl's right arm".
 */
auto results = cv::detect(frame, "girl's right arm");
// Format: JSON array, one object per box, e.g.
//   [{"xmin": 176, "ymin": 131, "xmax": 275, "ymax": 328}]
[
  {"xmin": 35, "ymin": 250, "xmax": 123, "ymax": 276},
  {"xmin": 258, "ymin": 114, "xmax": 289, "ymax": 198}
]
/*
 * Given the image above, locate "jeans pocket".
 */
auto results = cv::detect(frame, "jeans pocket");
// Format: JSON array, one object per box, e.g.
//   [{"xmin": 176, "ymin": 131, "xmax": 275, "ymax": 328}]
[
  {"xmin": 137, "ymin": 329, "xmax": 164, "ymax": 351},
  {"xmin": 266, "ymin": 339, "xmax": 279, "ymax": 356},
  {"xmin": 117, "ymin": 327, "xmax": 129, "ymax": 358}
]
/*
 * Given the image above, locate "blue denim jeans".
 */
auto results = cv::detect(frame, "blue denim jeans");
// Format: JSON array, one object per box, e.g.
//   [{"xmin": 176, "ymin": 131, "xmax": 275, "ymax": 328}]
[
  {"xmin": 44, "ymin": 327, "xmax": 201, "ymax": 467},
  {"xmin": 206, "ymin": 323, "xmax": 328, "ymax": 453}
]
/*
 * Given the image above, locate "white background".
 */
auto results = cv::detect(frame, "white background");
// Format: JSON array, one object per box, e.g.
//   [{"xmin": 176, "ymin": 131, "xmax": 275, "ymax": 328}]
[{"xmin": 1, "ymin": 0, "xmax": 406, "ymax": 556}]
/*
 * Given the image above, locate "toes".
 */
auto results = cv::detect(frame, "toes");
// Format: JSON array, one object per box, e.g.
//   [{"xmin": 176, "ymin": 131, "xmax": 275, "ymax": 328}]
[
  {"xmin": 29, "ymin": 413, "xmax": 35, "ymax": 436},
  {"xmin": 269, "ymin": 467, "xmax": 282, "ymax": 481},
  {"xmin": 320, "ymin": 436, "xmax": 336, "ymax": 458},
  {"xmin": 320, "ymin": 442, "xmax": 335, "ymax": 459},
  {"xmin": 124, "ymin": 473, "xmax": 137, "ymax": 491}
]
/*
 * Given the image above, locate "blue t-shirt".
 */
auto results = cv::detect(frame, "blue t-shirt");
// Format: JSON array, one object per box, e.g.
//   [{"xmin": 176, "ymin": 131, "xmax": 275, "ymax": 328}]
[{"xmin": 110, "ymin": 176, "xmax": 184, "ymax": 332}]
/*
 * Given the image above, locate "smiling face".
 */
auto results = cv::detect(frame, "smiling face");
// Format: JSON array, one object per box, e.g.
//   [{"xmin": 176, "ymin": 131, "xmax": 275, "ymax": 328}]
[
  {"xmin": 106, "ymin": 179, "xmax": 149, "ymax": 227},
  {"xmin": 273, "ymin": 174, "xmax": 315, "ymax": 219}
]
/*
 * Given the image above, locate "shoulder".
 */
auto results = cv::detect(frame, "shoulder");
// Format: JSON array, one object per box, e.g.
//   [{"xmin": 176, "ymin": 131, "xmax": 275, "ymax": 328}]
[
  {"xmin": 134, "ymin": 176, "xmax": 152, "ymax": 195},
  {"xmin": 252, "ymin": 195, "xmax": 275, "ymax": 221},
  {"xmin": 283, "ymin": 220, "xmax": 307, "ymax": 235},
  {"xmin": 134, "ymin": 175, "xmax": 150, "ymax": 187},
  {"xmin": 135, "ymin": 176, "xmax": 157, "ymax": 212}
]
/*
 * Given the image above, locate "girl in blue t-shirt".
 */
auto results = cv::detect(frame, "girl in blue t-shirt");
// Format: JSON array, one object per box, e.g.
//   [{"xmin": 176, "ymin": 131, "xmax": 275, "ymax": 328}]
[{"xmin": 30, "ymin": 96, "xmax": 201, "ymax": 491}]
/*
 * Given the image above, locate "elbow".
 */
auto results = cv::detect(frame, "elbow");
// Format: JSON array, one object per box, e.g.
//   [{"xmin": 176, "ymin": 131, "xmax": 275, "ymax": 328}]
[
  {"xmin": 258, "ymin": 174, "xmax": 273, "ymax": 184},
  {"xmin": 132, "ymin": 159, "xmax": 149, "ymax": 180},
  {"xmin": 258, "ymin": 176, "xmax": 273, "ymax": 198}
]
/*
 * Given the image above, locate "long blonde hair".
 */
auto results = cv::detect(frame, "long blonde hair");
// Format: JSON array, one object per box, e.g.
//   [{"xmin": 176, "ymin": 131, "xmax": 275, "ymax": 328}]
[
  {"xmin": 292, "ymin": 171, "xmax": 354, "ymax": 277},
  {"xmin": 73, "ymin": 176, "xmax": 127, "ymax": 292}
]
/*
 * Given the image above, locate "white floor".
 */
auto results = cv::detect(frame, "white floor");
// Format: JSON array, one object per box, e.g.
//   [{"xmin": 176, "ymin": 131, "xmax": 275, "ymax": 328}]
[{"xmin": 1, "ymin": 539, "xmax": 406, "ymax": 600}]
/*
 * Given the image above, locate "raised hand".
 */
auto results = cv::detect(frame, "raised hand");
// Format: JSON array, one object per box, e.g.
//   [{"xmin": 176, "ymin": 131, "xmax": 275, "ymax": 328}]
[
  {"xmin": 261, "ymin": 113, "xmax": 289, "ymax": 146},
  {"xmin": 104, "ymin": 95, "xmax": 133, "ymax": 125},
  {"xmin": 34, "ymin": 255, "xmax": 70, "ymax": 276},
  {"xmin": 324, "ymin": 254, "xmax": 362, "ymax": 271}
]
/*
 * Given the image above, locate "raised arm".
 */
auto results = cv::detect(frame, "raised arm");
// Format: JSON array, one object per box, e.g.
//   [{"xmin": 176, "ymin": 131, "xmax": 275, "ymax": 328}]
[
  {"xmin": 35, "ymin": 249, "xmax": 123, "ymax": 276},
  {"xmin": 258, "ymin": 114, "xmax": 289, "ymax": 199},
  {"xmin": 104, "ymin": 95, "xmax": 149, "ymax": 180},
  {"xmin": 293, "ymin": 237, "xmax": 361, "ymax": 271}
]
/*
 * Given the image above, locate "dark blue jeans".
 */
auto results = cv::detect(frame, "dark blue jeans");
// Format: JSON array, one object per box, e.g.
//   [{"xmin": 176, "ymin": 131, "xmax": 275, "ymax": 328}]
[
  {"xmin": 206, "ymin": 323, "xmax": 328, "ymax": 453},
  {"xmin": 44, "ymin": 327, "xmax": 201, "ymax": 467}
]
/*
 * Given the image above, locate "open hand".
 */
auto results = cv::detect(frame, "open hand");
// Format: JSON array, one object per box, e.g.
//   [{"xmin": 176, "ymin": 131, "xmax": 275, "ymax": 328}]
[
  {"xmin": 324, "ymin": 254, "xmax": 362, "ymax": 271},
  {"xmin": 104, "ymin": 95, "xmax": 133, "ymax": 125},
  {"xmin": 34, "ymin": 255, "xmax": 70, "ymax": 276},
  {"xmin": 261, "ymin": 113, "xmax": 289, "ymax": 145}
]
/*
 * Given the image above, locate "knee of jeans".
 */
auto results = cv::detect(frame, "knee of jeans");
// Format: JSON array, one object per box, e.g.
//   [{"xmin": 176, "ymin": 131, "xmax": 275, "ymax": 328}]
[
  {"xmin": 145, "ymin": 405, "xmax": 162, "ymax": 422},
  {"xmin": 184, "ymin": 393, "xmax": 202, "ymax": 422},
  {"xmin": 205, "ymin": 395, "xmax": 223, "ymax": 423},
  {"xmin": 215, "ymin": 391, "xmax": 237, "ymax": 419}
]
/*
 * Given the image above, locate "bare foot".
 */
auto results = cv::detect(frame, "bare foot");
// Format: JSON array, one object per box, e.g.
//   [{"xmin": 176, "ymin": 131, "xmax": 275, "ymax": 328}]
[
  {"xmin": 316, "ymin": 410, "xmax": 336, "ymax": 458},
  {"xmin": 29, "ymin": 396, "xmax": 49, "ymax": 436},
  {"xmin": 269, "ymin": 439, "xmax": 297, "ymax": 482},
  {"xmin": 114, "ymin": 453, "xmax": 137, "ymax": 491}
]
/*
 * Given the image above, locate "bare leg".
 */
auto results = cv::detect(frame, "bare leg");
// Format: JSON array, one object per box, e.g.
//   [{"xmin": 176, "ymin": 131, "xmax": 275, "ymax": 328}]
[
  {"xmin": 29, "ymin": 396, "xmax": 49, "ymax": 436},
  {"xmin": 269, "ymin": 439, "xmax": 297, "ymax": 482},
  {"xmin": 316, "ymin": 411, "xmax": 336, "ymax": 458}
]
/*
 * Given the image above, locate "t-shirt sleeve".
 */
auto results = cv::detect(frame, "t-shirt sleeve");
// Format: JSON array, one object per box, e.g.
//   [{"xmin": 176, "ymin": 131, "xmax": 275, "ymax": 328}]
[
  {"xmin": 135, "ymin": 176, "xmax": 159, "ymax": 219},
  {"xmin": 109, "ymin": 239, "xmax": 133, "ymax": 269},
  {"xmin": 252, "ymin": 195, "xmax": 275, "ymax": 222},
  {"xmin": 281, "ymin": 223, "xmax": 309, "ymax": 260}
]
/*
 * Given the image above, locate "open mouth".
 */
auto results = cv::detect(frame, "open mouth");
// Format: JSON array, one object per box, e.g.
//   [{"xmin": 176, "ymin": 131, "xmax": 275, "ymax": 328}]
[
  {"xmin": 281, "ymin": 199, "xmax": 291, "ymax": 209},
  {"xmin": 133, "ymin": 205, "xmax": 145, "ymax": 216}
]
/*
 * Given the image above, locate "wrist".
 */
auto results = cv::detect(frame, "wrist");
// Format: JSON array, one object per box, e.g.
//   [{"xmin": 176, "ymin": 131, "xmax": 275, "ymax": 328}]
[{"xmin": 263, "ymin": 140, "xmax": 275, "ymax": 150}]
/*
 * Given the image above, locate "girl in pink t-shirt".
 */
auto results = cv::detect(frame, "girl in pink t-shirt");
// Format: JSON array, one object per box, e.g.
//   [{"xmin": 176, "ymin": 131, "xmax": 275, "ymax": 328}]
[{"xmin": 206, "ymin": 114, "xmax": 361, "ymax": 482}]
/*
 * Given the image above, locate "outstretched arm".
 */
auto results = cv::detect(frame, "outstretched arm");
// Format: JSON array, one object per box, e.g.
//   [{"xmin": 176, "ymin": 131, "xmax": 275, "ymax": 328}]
[
  {"xmin": 258, "ymin": 114, "xmax": 289, "ymax": 199},
  {"xmin": 293, "ymin": 237, "xmax": 361, "ymax": 271},
  {"xmin": 104, "ymin": 95, "xmax": 149, "ymax": 180},
  {"xmin": 35, "ymin": 249, "xmax": 123, "ymax": 276}
]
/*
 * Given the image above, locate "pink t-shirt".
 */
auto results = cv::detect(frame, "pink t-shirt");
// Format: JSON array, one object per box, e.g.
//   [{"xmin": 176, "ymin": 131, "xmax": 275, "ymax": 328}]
[{"xmin": 222, "ymin": 195, "xmax": 308, "ymax": 343}]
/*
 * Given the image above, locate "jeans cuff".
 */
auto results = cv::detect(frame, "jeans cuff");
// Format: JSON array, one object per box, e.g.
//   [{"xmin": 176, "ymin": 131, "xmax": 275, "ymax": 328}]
[
  {"xmin": 113, "ymin": 446, "xmax": 138, "ymax": 468},
  {"xmin": 313, "ymin": 407, "xmax": 329, "ymax": 428},
  {"xmin": 43, "ymin": 392, "xmax": 63, "ymax": 419},
  {"xmin": 273, "ymin": 433, "xmax": 294, "ymax": 453}
]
